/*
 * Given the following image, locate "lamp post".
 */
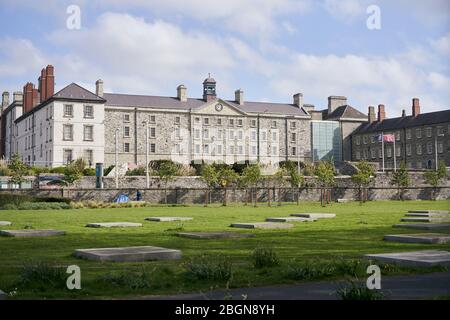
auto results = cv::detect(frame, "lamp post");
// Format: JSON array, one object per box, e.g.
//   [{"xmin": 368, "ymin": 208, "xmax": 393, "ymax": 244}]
[
  {"xmin": 115, "ymin": 128, "xmax": 119, "ymax": 189},
  {"xmin": 142, "ymin": 120, "xmax": 149, "ymax": 189}
]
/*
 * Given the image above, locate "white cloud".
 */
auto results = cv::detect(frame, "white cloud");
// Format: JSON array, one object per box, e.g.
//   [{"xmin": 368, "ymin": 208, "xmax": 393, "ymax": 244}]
[
  {"xmin": 427, "ymin": 72, "xmax": 450, "ymax": 91},
  {"xmin": 0, "ymin": 38, "xmax": 45, "ymax": 77},
  {"xmin": 323, "ymin": 0, "xmax": 367, "ymax": 22},
  {"xmin": 431, "ymin": 33, "xmax": 450, "ymax": 56}
]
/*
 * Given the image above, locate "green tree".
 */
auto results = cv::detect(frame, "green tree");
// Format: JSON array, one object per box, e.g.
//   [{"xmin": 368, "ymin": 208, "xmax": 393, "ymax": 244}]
[
  {"xmin": 391, "ymin": 162, "xmax": 409, "ymax": 201},
  {"xmin": 63, "ymin": 158, "xmax": 86, "ymax": 186},
  {"xmin": 156, "ymin": 161, "xmax": 179, "ymax": 205},
  {"xmin": 281, "ymin": 161, "xmax": 304, "ymax": 205},
  {"xmin": 273, "ymin": 167, "xmax": 288, "ymax": 206},
  {"xmin": 200, "ymin": 164, "xmax": 218, "ymax": 206},
  {"xmin": 351, "ymin": 161, "xmax": 375, "ymax": 204},
  {"xmin": 241, "ymin": 164, "xmax": 262, "ymax": 207},
  {"xmin": 314, "ymin": 161, "xmax": 336, "ymax": 206},
  {"xmin": 217, "ymin": 166, "xmax": 239, "ymax": 206},
  {"xmin": 8, "ymin": 154, "xmax": 29, "ymax": 187},
  {"xmin": 424, "ymin": 161, "xmax": 447, "ymax": 200}
]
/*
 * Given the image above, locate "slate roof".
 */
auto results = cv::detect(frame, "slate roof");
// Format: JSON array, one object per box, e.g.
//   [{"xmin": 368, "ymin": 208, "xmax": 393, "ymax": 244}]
[
  {"xmin": 355, "ymin": 109, "xmax": 450, "ymax": 134},
  {"xmin": 53, "ymin": 83, "xmax": 105, "ymax": 102},
  {"xmin": 325, "ymin": 105, "xmax": 367, "ymax": 120},
  {"xmin": 104, "ymin": 92, "xmax": 310, "ymax": 116}
]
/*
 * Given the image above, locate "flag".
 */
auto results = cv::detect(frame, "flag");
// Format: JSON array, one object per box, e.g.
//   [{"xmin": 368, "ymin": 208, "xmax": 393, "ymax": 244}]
[{"xmin": 377, "ymin": 134, "xmax": 394, "ymax": 143}]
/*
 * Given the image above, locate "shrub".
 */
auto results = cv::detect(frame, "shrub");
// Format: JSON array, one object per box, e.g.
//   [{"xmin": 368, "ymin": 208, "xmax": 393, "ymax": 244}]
[
  {"xmin": 82, "ymin": 167, "xmax": 96, "ymax": 176},
  {"xmin": 184, "ymin": 254, "xmax": 233, "ymax": 281},
  {"xmin": 284, "ymin": 261, "xmax": 335, "ymax": 280},
  {"xmin": 48, "ymin": 166, "xmax": 66, "ymax": 174},
  {"xmin": 336, "ymin": 278, "xmax": 384, "ymax": 300},
  {"xmin": 17, "ymin": 202, "xmax": 70, "ymax": 210},
  {"xmin": 126, "ymin": 167, "xmax": 146, "ymax": 176},
  {"xmin": 252, "ymin": 247, "xmax": 280, "ymax": 268},
  {"xmin": 18, "ymin": 262, "xmax": 66, "ymax": 290},
  {"xmin": 99, "ymin": 268, "xmax": 152, "ymax": 290},
  {"xmin": 334, "ymin": 258, "xmax": 365, "ymax": 277},
  {"xmin": 3, "ymin": 203, "xmax": 18, "ymax": 210},
  {"xmin": 0, "ymin": 194, "xmax": 34, "ymax": 209}
]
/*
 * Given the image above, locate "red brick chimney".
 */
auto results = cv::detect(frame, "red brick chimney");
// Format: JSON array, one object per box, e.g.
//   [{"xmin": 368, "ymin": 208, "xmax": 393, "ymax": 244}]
[
  {"xmin": 32, "ymin": 88, "xmax": 39, "ymax": 108},
  {"xmin": 412, "ymin": 98, "xmax": 420, "ymax": 117},
  {"xmin": 40, "ymin": 68, "xmax": 47, "ymax": 102},
  {"xmin": 45, "ymin": 65, "xmax": 55, "ymax": 100},
  {"xmin": 23, "ymin": 82, "xmax": 34, "ymax": 113},
  {"xmin": 377, "ymin": 104, "xmax": 386, "ymax": 122}
]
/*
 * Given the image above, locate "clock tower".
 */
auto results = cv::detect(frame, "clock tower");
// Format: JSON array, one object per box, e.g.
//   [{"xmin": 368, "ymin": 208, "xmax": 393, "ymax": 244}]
[{"xmin": 203, "ymin": 74, "xmax": 217, "ymax": 102}]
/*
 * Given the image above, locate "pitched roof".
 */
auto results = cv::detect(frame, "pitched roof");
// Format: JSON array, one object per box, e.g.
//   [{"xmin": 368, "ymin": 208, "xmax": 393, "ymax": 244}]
[
  {"xmin": 355, "ymin": 109, "xmax": 450, "ymax": 134},
  {"xmin": 104, "ymin": 92, "xmax": 310, "ymax": 116},
  {"xmin": 326, "ymin": 105, "xmax": 367, "ymax": 120},
  {"xmin": 53, "ymin": 83, "xmax": 105, "ymax": 102}
]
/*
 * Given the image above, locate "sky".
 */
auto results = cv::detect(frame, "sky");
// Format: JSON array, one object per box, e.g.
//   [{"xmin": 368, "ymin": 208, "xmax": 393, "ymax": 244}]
[{"xmin": 0, "ymin": 0, "xmax": 449, "ymax": 117}]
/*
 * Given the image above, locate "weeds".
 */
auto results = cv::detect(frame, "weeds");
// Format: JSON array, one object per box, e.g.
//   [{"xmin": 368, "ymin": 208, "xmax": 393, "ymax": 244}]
[{"xmin": 185, "ymin": 254, "xmax": 233, "ymax": 281}]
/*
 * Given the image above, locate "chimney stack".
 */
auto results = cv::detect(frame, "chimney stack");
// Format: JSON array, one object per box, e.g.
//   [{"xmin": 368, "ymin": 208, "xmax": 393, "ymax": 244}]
[
  {"xmin": 2, "ymin": 91, "xmax": 9, "ymax": 109},
  {"xmin": 412, "ymin": 98, "xmax": 420, "ymax": 117},
  {"xmin": 377, "ymin": 104, "xmax": 386, "ymax": 122},
  {"xmin": 368, "ymin": 106, "xmax": 376, "ymax": 123},
  {"xmin": 328, "ymin": 96, "xmax": 347, "ymax": 114},
  {"xmin": 177, "ymin": 84, "xmax": 187, "ymax": 102},
  {"xmin": 40, "ymin": 68, "xmax": 47, "ymax": 102},
  {"xmin": 23, "ymin": 83, "xmax": 34, "ymax": 113},
  {"xmin": 45, "ymin": 65, "xmax": 55, "ymax": 100},
  {"xmin": 293, "ymin": 93, "xmax": 303, "ymax": 108},
  {"xmin": 402, "ymin": 109, "xmax": 406, "ymax": 117},
  {"xmin": 13, "ymin": 91, "xmax": 23, "ymax": 102},
  {"xmin": 96, "ymin": 79, "xmax": 104, "ymax": 98},
  {"xmin": 235, "ymin": 89, "xmax": 244, "ymax": 105},
  {"xmin": 32, "ymin": 88, "xmax": 39, "ymax": 108}
]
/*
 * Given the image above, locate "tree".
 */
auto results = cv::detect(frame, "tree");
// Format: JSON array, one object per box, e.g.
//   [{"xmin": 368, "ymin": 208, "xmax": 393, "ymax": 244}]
[
  {"xmin": 424, "ymin": 161, "xmax": 447, "ymax": 200},
  {"xmin": 63, "ymin": 158, "xmax": 86, "ymax": 186},
  {"xmin": 391, "ymin": 162, "xmax": 409, "ymax": 201},
  {"xmin": 200, "ymin": 164, "xmax": 218, "ymax": 206},
  {"xmin": 351, "ymin": 161, "xmax": 375, "ymax": 204},
  {"xmin": 281, "ymin": 161, "xmax": 304, "ymax": 205},
  {"xmin": 8, "ymin": 154, "xmax": 29, "ymax": 187},
  {"xmin": 314, "ymin": 161, "xmax": 336, "ymax": 206},
  {"xmin": 241, "ymin": 164, "xmax": 262, "ymax": 207},
  {"xmin": 155, "ymin": 161, "xmax": 179, "ymax": 205},
  {"xmin": 273, "ymin": 167, "xmax": 288, "ymax": 206},
  {"xmin": 217, "ymin": 166, "xmax": 239, "ymax": 206}
]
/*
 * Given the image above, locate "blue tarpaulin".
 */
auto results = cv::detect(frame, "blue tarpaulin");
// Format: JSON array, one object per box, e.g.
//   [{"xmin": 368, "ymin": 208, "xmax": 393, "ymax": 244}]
[{"xmin": 115, "ymin": 194, "xmax": 129, "ymax": 203}]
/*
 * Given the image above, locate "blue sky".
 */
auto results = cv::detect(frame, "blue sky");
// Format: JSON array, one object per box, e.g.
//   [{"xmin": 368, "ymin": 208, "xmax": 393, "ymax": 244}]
[{"xmin": 0, "ymin": 0, "xmax": 449, "ymax": 116}]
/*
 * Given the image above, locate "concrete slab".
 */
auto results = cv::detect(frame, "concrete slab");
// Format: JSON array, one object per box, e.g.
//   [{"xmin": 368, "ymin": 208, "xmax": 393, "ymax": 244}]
[
  {"xmin": 384, "ymin": 233, "xmax": 450, "ymax": 244},
  {"xmin": 405, "ymin": 212, "xmax": 449, "ymax": 218},
  {"xmin": 337, "ymin": 199, "xmax": 350, "ymax": 203},
  {"xmin": 145, "ymin": 217, "xmax": 193, "ymax": 222},
  {"xmin": 290, "ymin": 213, "xmax": 336, "ymax": 219},
  {"xmin": 366, "ymin": 250, "xmax": 450, "ymax": 267},
  {"xmin": 401, "ymin": 217, "xmax": 450, "ymax": 223},
  {"xmin": 86, "ymin": 222, "xmax": 143, "ymax": 228},
  {"xmin": 74, "ymin": 246, "xmax": 182, "ymax": 262},
  {"xmin": 0, "ymin": 221, "xmax": 12, "ymax": 226},
  {"xmin": 0, "ymin": 289, "xmax": 6, "ymax": 300},
  {"xmin": 230, "ymin": 222, "xmax": 294, "ymax": 229},
  {"xmin": 177, "ymin": 232, "xmax": 254, "ymax": 239},
  {"xmin": 0, "ymin": 229, "xmax": 65, "ymax": 237},
  {"xmin": 266, "ymin": 217, "xmax": 317, "ymax": 223},
  {"xmin": 394, "ymin": 224, "xmax": 450, "ymax": 230},
  {"xmin": 408, "ymin": 210, "xmax": 449, "ymax": 214}
]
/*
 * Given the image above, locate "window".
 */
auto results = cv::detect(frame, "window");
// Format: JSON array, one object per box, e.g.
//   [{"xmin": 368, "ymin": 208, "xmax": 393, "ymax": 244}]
[
  {"xmin": 229, "ymin": 130, "xmax": 235, "ymax": 140},
  {"xmin": 427, "ymin": 142, "xmax": 433, "ymax": 154},
  {"xmin": 438, "ymin": 142, "xmax": 444, "ymax": 153},
  {"xmin": 218, "ymin": 129, "xmax": 223, "ymax": 139},
  {"xmin": 123, "ymin": 114, "xmax": 130, "ymax": 122},
  {"xmin": 64, "ymin": 105, "xmax": 73, "ymax": 117},
  {"xmin": 416, "ymin": 144, "xmax": 422, "ymax": 155},
  {"xmin": 237, "ymin": 119, "xmax": 243, "ymax": 127},
  {"xmin": 238, "ymin": 145, "xmax": 243, "ymax": 155},
  {"xmin": 406, "ymin": 144, "xmax": 412, "ymax": 156},
  {"xmin": 252, "ymin": 146, "xmax": 257, "ymax": 155},
  {"xmin": 229, "ymin": 145, "xmax": 235, "ymax": 155},
  {"xmin": 124, "ymin": 143, "xmax": 130, "ymax": 153},
  {"xmin": 150, "ymin": 115, "xmax": 156, "ymax": 123},
  {"xmin": 194, "ymin": 117, "xmax": 200, "ymax": 124},
  {"xmin": 217, "ymin": 118, "xmax": 222, "ymax": 125},
  {"xmin": 437, "ymin": 126, "xmax": 444, "ymax": 136},
  {"xmin": 40, "ymin": 123, "xmax": 42, "ymax": 136},
  {"xmin": 426, "ymin": 127, "xmax": 432, "ymax": 137},
  {"xmin": 271, "ymin": 121, "xmax": 277, "ymax": 129},
  {"xmin": 386, "ymin": 146, "xmax": 392, "ymax": 158},
  {"xmin": 356, "ymin": 136, "xmax": 361, "ymax": 146},
  {"xmin": 204, "ymin": 118, "xmax": 209, "ymax": 125},
  {"xmin": 63, "ymin": 149, "xmax": 73, "ymax": 164},
  {"xmin": 63, "ymin": 124, "xmax": 73, "ymax": 141},
  {"xmin": 203, "ymin": 129, "xmax": 209, "ymax": 139},
  {"xmin": 204, "ymin": 145, "xmax": 210, "ymax": 155},
  {"xmin": 251, "ymin": 130, "xmax": 257, "ymax": 141},
  {"xmin": 272, "ymin": 132, "xmax": 277, "ymax": 141},
  {"xmin": 290, "ymin": 122, "xmax": 297, "ymax": 129},
  {"xmin": 83, "ymin": 125, "xmax": 93, "ymax": 141},
  {"xmin": 175, "ymin": 116, "xmax": 180, "ymax": 124},
  {"xmin": 175, "ymin": 127, "xmax": 181, "ymax": 139},
  {"xmin": 84, "ymin": 149, "xmax": 93, "ymax": 165},
  {"xmin": 250, "ymin": 119, "xmax": 257, "ymax": 127},
  {"xmin": 406, "ymin": 129, "xmax": 411, "ymax": 140},
  {"xmin": 291, "ymin": 132, "xmax": 296, "ymax": 142},
  {"xmin": 363, "ymin": 149, "xmax": 368, "ymax": 159},
  {"xmin": 238, "ymin": 130, "xmax": 243, "ymax": 140},
  {"xmin": 416, "ymin": 128, "xmax": 422, "ymax": 138},
  {"xmin": 150, "ymin": 127, "xmax": 156, "ymax": 138},
  {"xmin": 378, "ymin": 148, "xmax": 382, "ymax": 158},
  {"xmin": 49, "ymin": 125, "xmax": 53, "ymax": 141},
  {"xmin": 217, "ymin": 145, "xmax": 223, "ymax": 155},
  {"xmin": 291, "ymin": 147, "xmax": 297, "ymax": 156},
  {"xmin": 175, "ymin": 144, "xmax": 181, "ymax": 154},
  {"xmin": 229, "ymin": 119, "xmax": 234, "ymax": 126},
  {"xmin": 396, "ymin": 146, "xmax": 401, "ymax": 157},
  {"xmin": 395, "ymin": 131, "xmax": 400, "ymax": 141},
  {"xmin": 356, "ymin": 151, "xmax": 361, "ymax": 160},
  {"xmin": 261, "ymin": 131, "xmax": 267, "ymax": 141},
  {"xmin": 124, "ymin": 126, "xmax": 130, "ymax": 137},
  {"xmin": 194, "ymin": 129, "xmax": 200, "ymax": 139},
  {"xmin": 371, "ymin": 149, "xmax": 376, "ymax": 159},
  {"xmin": 272, "ymin": 146, "xmax": 277, "ymax": 156},
  {"xmin": 150, "ymin": 143, "xmax": 156, "ymax": 153},
  {"xmin": 195, "ymin": 144, "xmax": 200, "ymax": 154},
  {"xmin": 363, "ymin": 136, "xmax": 368, "ymax": 144},
  {"xmin": 84, "ymin": 105, "xmax": 94, "ymax": 118}
]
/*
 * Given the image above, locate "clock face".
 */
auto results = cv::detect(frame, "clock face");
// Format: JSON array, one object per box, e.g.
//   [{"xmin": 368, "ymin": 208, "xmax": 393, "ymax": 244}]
[{"xmin": 215, "ymin": 103, "xmax": 223, "ymax": 112}]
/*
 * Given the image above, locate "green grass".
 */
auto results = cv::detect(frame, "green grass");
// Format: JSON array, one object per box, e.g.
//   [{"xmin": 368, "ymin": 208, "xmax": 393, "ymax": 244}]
[{"xmin": 0, "ymin": 200, "xmax": 449, "ymax": 299}]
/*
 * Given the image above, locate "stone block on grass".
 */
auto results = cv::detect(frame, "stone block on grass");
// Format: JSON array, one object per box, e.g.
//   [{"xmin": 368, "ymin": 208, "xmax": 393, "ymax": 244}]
[
  {"xmin": 384, "ymin": 233, "xmax": 450, "ymax": 244},
  {"xmin": 86, "ymin": 222, "xmax": 142, "ymax": 228},
  {"xmin": 0, "ymin": 229, "xmax": 65, "ymax": 237},
  {"xmin": 393, "ymin": 224, "xmax": 450, "ymax": 230},
  {"xmin": 408, "ymin": 210, "xmax": 449, "ymax": 214},
  {"xmin": 74, "ymin": 246, "xmax": 182, "ymax": 262},
  {"xmin": 366, "ymin": 250, "xmax": 450, "ymax": 267},
  {"xmin": 230, "ymin": 222, "xmax": 293, "ymax": 229},
  {"xmin": 177, "ymin": 232, "xmax": 254, "ymax": 239},
  {"xmin": 405, "ymin": 212, "xmax": 449, "ymax": 218},
  {"xmin": 265, "ymin": 217, "xmax": 316, "ymax": 223},
  {"xmin": 0, "ymin": 221, "xmax": 12, "ymax": 226},
  {"xmin": 401, "ymin": 217, "xmax": 450, "ymax": 223},
  {"xmin": 145, "ymin": 217, "xmax": 193, "ymax": 222},
  {"xmin": 290, "ymin": 213, "xmax": 336, "ymax": 219}
]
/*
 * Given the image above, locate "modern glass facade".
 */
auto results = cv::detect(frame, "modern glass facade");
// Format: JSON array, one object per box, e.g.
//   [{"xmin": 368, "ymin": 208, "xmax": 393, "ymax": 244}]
[{"xmin": 312, "ymin": 121, "xmax": 342, "ymax": 163}]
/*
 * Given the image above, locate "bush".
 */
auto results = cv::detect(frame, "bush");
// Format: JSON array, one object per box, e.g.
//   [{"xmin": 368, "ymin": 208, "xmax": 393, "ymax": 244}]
[
  {"xmin": 184, "ymin": 254, "xmax": 233, "ymax": 281},
  {"xmin": 82, "ymin": 168, "xmax": 96, "ymax": 176},
  {"xmin": 126, "ymin": 167, "xmax": 146, "ymax": 176},
  {"xmin": 48, "ymin": 167, "xmax": 66, "ymax": 174},
  {"xmin": 284, "ymin": 261, "xmax": 335, "ymax": 280},
  {"xmin": 336, "ymin": 279, "xmax": 384, "ymax": 300},
  {"xmin": 18, "ymin": 262, "xmax": 66, "ymax": 291},
  {"xmin": 3, "ymin": 203, "xmax": 18, "ymax": 210},
  {"xmin": 17, "ymin": 202, "xmax": 70, "ymax": 210},
  {"xmin": 252, "ymin": 248, "xmax": 280, "ymax": 268},
  {"xmin": 99, "ymin": 268, "xmax": 152, "ymax": 290},
  {"xmin": 0, "ymin": 194, "xmax": 34, "ymax": 208}
]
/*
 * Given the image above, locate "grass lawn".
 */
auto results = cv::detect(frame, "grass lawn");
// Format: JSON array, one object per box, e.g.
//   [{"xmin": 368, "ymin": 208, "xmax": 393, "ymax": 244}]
[{"xmin": 0, "ymin": 200, "xmax": 449, "ymax": 299}]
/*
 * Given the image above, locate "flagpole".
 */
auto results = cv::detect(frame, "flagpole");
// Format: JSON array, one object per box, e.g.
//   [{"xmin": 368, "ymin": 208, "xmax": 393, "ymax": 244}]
[
  {"xmin": 393, "ymin": 137, "xmax": 397, "ymax": 172},
  {"xmin": 381, "ymin": 132, "xmax": 385, "ymax": 172}
]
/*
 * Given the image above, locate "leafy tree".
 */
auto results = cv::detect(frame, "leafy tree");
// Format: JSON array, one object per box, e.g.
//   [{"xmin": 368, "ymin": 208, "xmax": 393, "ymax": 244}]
[
  {"xmin": 314, "ymin": 161, "xmax": 336, "ymax": 206},
  {"xmin": 63, "ymin": 158, "xmax": 86, "ymax": 186},
  {"xmin": 8, "ymin": 154, "xmax": 29, "ymax": 186},
  {"xmin": 273, "ymin": 167, "xmax": 288, "ymax": 206},
  {"xmin": 351, "ymin": 161, "xmax": 375, "ymax": 204},
  {"xmin": 241, "ymin": 164, "xmax": 262, "ymax": 207},
  {"xmin": 424, "ymin": 161, "xmax": 447, "ymax": 200},
  {"xmin": 391, "ymin": 162, "xmax": 409, "ymax": 201},
  {"xmin": 281, "ymin": 161, "xmax": 304, "ymax": 205},
  {"xmin": 217, "ymin": 167, "xmax": 239, "ymax": 206},
  {"xmin": 155, "ymin": 161, "xmax": 179, "ymax": 205},
  {"xmin": 200, "ymin": 164, "xmax": 218, "ymax": 206}
]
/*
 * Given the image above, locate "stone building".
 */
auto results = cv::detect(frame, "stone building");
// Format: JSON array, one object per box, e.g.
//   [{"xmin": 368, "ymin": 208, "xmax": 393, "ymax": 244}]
[{"xmin": 351, "ymin": 99, "xmax": 450, "ymax": 170}]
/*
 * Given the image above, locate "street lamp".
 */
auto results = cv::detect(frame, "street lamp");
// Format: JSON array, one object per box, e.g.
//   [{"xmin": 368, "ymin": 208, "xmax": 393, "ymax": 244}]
[{"xmin": 142, "ymin": 120, "xmax": 149, "ymax": 189}]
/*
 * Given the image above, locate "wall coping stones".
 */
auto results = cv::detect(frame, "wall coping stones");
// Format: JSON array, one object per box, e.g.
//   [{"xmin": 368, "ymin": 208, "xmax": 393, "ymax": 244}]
[
  {"xmin": 74, "ymin": 246, "xmax": 182, "ymax": 262},
  {"xmin": 366, "ymin": 250, "xmax": 450, "ymax": 267},
  {"xmin": 0, "ymin": 229, "xmax": 65, "ymax": 237}
]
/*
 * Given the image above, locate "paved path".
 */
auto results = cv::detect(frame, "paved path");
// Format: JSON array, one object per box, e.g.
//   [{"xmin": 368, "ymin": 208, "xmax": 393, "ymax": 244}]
[{"xmin": 139, "ymin": 272, "xmax": 450, "ymax": 300}]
